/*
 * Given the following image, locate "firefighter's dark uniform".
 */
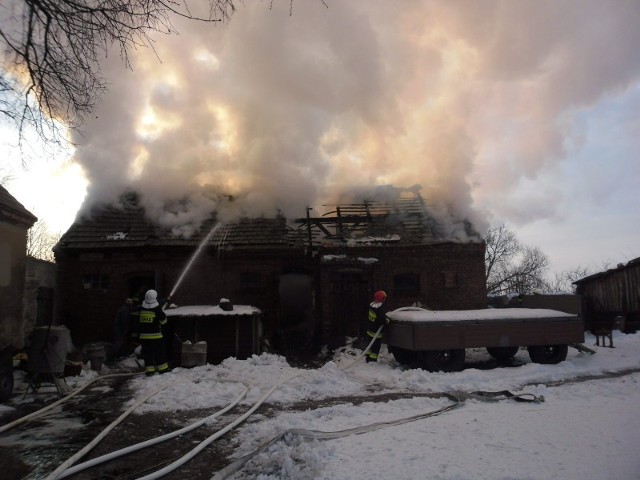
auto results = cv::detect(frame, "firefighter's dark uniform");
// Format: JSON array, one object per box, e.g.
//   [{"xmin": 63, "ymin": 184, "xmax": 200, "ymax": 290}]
[
  {"xmin": 366, "ymin": 294, "xmax": 388, "ymax": 363},
  {"xmin": 138, "ymin": 300, "xmax": 169, "ymax": 376}
]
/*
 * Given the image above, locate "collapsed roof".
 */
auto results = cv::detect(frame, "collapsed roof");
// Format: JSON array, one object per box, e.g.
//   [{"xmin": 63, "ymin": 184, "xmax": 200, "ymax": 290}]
[{"xmin": 55, "ymin": 188, "xmax": 482, "ymax": 252}]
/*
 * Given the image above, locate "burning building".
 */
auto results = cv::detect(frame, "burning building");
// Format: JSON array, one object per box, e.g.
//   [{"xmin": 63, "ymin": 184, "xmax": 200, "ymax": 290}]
[{"xmin": 53, "ymin": 187, "xmax": 487, "ymax": 357}]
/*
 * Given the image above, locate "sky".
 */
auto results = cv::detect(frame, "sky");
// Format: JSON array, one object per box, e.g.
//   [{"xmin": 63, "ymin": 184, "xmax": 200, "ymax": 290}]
[
  {"xmin": 1, "ymin": 328, "xmax": 640, "ymax": 479},
  {"xmin": 2, "ymin": 0, "xmax": 639, "ymax": 273}
]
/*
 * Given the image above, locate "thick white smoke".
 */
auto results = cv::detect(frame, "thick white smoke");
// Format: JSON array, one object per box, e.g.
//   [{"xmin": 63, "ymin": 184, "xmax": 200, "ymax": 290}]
[{"xmin": 70, "ymin": 0, "xmax": 640, "ymax": 237}]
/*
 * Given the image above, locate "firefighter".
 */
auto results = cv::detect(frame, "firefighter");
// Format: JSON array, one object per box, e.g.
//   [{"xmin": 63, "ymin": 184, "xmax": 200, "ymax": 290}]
[
  {"xmin": 366, "ymin": 290, "xmax": 389, "ymax": 363},
  {"xmin": 138, "ymin": 289, "xmax": 169, "ymax": 375}
]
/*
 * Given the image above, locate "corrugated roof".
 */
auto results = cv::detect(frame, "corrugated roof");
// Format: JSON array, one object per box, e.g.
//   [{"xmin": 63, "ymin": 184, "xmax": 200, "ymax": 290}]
[
  {"xmin": 573, "ymin": 256, "xmax": 640, "ymax": 284},
  {"xmin": 0, "ymin": 184, "xmax": 37, "ymax": 227}
]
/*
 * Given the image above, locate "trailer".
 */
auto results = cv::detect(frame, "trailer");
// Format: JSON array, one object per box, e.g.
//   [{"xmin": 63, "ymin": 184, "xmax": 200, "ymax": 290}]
[{"xmin": 385, "ymin": 307, "xmax": 585, "ymax": 372}]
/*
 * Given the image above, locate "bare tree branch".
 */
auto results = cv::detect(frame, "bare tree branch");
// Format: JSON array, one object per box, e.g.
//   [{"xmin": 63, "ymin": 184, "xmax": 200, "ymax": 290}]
[
  {"xmin": 485, "ymin": 224, "xmax": 550, "ymax": 295},
  {"xmin": 0, "ymin": 0, "xmax": 237, "ymax": 149},
  {"xmin": 26, "ymin": 217, "xmax": 60, "ymax": 262}
]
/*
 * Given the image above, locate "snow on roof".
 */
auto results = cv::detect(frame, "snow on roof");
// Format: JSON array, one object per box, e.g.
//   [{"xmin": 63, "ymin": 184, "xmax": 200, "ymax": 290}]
[
  {"xmin": 106, "ymin": 232, "xmax": 128, "ymax": 240},
  {"xmin": 321, "ymin": 254, "xmax": 379, "ymax": 264},
  {"xmin": 165, "ymin": 305, "xmax": 261, "ymax": 317},
  {"xmin": 346, "ymin": 234, "xmax": 401, "ymax": 245},
  {"xmin": 387, "ymin": 307, "xmax": 577, "ymax": 323}
]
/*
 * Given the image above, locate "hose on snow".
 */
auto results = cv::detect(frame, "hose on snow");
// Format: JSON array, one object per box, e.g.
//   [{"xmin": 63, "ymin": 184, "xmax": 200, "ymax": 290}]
[
  {"xmin": 340, "ymin": 324, "xmax": 384, "ymax": 370},
  {"xmin": 0, "ymin": 371, "xmax": 143, "ymax": 435},
  {"xmin": 211, "ymin": 392, "xmax": 461, "ymax": 480},
  {"xmin": 44, "ymin": 379, "xmax": 188, "ymax": 480},
  {"xmin": 57, "ymin": 379, "xmax": 250, "ymax": 479},
  {"xmin": 132, "ymin": 326, "xmax": 387, "ymax": 479}
]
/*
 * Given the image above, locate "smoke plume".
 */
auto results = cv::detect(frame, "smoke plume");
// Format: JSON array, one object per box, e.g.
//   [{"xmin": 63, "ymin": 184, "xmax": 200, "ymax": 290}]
[{"xmin": 71, "ymin": 0, "xmax": 640, "ymax": 237}]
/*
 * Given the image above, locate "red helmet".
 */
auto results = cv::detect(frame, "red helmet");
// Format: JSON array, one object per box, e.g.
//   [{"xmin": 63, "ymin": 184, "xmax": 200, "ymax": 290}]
[{"xmin": 373, "ymin": 290, "xmax": 387, "ymax": 302}]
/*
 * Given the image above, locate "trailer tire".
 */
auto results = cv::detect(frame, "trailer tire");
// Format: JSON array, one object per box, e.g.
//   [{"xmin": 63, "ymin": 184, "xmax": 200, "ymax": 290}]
[
  {"xmin": 420, "ymin": 349, "xmax": 465, "ymax": 372},
  {"xmin": 388, "ymin": 346, "xmax": 417, "ymax": 366},
  {"xmin": 486, "ymin": 346, "xmax": 519, "ymax": 363},
  {"xmin": 527, "ymin": 344, "xmax": 568, "ymax": 364}
]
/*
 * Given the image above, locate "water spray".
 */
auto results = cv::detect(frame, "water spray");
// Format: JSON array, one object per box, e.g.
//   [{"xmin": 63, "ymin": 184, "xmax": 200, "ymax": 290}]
[{"xmin": 163, "ymin": 222, "xmax": 224, "ymax": 309}]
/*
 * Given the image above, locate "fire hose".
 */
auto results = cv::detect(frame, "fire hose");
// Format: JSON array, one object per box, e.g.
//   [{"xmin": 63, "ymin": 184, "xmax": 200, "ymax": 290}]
[
  {"xmin": 61, "ymin": 327, "xmax": 386, "ymax": 480},
  {"xmin": 211, "ymin": 392, "xmax": 461, "ymax": 480},
  {"xmin": 44, "ymin": 379, "xmax": 190, "ymax": 480},
  {"xmin": 13, "ymin": 325, "xmax": 543, "ymax": 480},
  {"xmin": 123, "ymin": 326, "xmax": 387, "ymax": 480},
  {"xmin": 53, "ymin": 325, "xmax": 445, "ymax": 480},
  {"xmin": 55, "ymin": 378, "xmax": 249, "ymax": 479},
  {"xmin": 0, "ymin": 371, "xmax": 143, "ymax": 435}
]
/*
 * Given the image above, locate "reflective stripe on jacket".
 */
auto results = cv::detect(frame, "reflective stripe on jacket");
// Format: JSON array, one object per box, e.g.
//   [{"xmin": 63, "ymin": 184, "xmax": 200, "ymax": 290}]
[
  {"xmin": 137, "ymin": 306, "xmax": 167, "ymax": 340},
  {"xmin": 367, "ymin": 300, "xmax": 387, "ymax": 338}
]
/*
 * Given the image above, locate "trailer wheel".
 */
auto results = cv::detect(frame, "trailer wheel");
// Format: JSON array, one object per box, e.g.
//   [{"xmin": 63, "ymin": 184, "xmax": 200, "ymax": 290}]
[
  {"xmin": 420, "ymin": 349, "xmax": 465, "ymax": 372},
  {"xmin": 527, "ymin": 344, "xmax": 568, "ymax": 364},
  {"xmin": 486, "ymin": 346, "xmax": 519, "ymax": 363},
  {"xmin": 0, "ymin": 368, "xmax": 14, "ymax": 402},
  {"xmin": 388, "ymin": 346, "xmax": 417, "ymax": 366}
]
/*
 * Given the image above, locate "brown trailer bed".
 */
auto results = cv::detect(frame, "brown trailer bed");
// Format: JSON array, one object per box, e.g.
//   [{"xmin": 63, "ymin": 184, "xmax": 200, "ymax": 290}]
[{"xmin": 385, "ymin": 307, "xmax": 585, "ymax": 372}]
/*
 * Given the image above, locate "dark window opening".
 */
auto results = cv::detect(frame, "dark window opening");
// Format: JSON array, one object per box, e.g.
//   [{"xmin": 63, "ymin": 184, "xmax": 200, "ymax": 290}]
[
  {"xmin": 393, "ymin": 273, "xmax": 420, "ymax": 296},
  {"xmin": 82, "ymin": 274, "xmax": 109, "ymax": 290}
]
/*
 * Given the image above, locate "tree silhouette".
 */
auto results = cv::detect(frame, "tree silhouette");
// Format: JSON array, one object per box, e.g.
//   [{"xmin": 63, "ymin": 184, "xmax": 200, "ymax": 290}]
[
  {"xmin": 0, "ymin": 0, "xmax": 236, "ymax": 146},
  {"xmin": 485, "ymin": 224, "xmax": 549, "ymax": 295}
]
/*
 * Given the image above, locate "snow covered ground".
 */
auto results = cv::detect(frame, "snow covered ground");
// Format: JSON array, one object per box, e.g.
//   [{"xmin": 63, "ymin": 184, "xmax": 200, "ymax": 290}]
[
  {"xmin": 126, "ymin": 331, "xmax": 640, "ymax": 479},
  {"xmin": 2, "ymin": 331, "xmax": 640, "ymax": 479}
]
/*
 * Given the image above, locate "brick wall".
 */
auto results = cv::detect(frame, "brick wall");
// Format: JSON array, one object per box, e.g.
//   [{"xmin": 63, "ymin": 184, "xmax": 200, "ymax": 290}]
[
  {"xmin": 316, "ymin": 242, "xmax": 487, "ymax": 346},
  {"xmin": 56, "ymin": 241, "xmax": 487, "ymax": 351},
  {"xmin": 55, "ymin": 247, "xmax": 308, "ymax": 347}
]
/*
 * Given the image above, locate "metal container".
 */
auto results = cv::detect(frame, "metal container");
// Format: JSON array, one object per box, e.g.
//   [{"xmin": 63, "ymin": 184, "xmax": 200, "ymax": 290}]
[
  {"xmin": 181, "ymin": 342, "xmax": 207, "ymax": 368},
  {"xmin": 85, "ymin": 343, "xmax": 106, "ymax": 371}
]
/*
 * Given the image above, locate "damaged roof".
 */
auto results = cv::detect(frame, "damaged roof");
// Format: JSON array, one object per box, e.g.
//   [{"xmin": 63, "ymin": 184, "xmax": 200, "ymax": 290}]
[
  {"xmin": 295, "ymin": 189, "xmax": 482, "ymax": 247},
  {"xmin": 55, "ymin": 195, "xmax": 292, "ymax": 251},
  {"xmin": 56, "ymin": 188, "xmax": 482, "ymax": 252}
]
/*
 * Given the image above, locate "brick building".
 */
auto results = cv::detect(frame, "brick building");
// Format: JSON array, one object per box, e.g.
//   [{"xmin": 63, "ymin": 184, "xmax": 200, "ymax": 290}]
[{"xmin": 54, "ymin": 189, "xmax": 487, "ymax": 355}]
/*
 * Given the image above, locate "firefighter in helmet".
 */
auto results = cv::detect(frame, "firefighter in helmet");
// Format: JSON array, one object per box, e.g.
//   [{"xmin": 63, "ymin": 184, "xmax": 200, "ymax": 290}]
[
  {"xmin": 366, "ymin": 290, "xmax": 389, "ymax": 363},
  {"xmin": 138, "ymin": 289, "xmax": 169, "ymax": 375}
]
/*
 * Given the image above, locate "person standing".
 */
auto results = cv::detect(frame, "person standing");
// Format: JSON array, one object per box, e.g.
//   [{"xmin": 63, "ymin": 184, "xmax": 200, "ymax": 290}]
[
  {"xmin": 138, "ymin": 289, "xmax": 169, "ymax": 376},
  {"xmin": 366, "ymin": 290, "xmax": 389, "ymax": 363},
  {"xmin": 113, "ymin": 298, "xmax": 134, "ymax": 358}
]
